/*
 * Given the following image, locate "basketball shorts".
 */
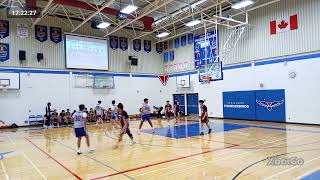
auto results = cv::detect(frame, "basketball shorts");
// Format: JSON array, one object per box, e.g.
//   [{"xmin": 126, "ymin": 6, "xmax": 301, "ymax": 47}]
[
  {"xmin": 141, "ymin": 114, "xmax": 150, "ymax": 121},
  {"xmin": 201, "ymin": 117, "xmax": 209, "ymax": 123},
  {"xmin": 112, "ymin": 113, "xmax": 118, "ymax": 120},
  {"xmin": 166, "ymin": 112, "xmax": 171, "ymax": 118},
  {"xmin": 74, "ymin": 127, "xmax": 87, "ymax": 137}
]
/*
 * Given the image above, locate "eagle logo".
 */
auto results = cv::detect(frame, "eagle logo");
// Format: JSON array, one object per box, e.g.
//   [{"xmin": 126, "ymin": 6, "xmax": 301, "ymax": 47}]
[{"xmin": 256, "ymin": 100, "xmax": 284, "ymax": 111}]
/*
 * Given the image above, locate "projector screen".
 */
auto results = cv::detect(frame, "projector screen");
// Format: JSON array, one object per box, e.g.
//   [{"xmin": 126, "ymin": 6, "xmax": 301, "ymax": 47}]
[{"xmin": 65, "ymin": 34, "xmax": 109, "ymax": 70}]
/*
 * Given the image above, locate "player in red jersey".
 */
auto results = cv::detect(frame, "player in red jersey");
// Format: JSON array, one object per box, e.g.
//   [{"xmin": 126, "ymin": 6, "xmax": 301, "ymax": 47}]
[
  {"xmin": 116, "ymin": 103, "xmax": 135, "ymax": 145},
  {"xmin": 173, "ymin": 100, "xmax": 181, "ymax": 124},
  {"xmin": 199, "ymin": 100, "xmax": 212, "ymax": 135},
  {"xmin": 165, "ymin": 100, "xmax": 172, "ymax": 127}
]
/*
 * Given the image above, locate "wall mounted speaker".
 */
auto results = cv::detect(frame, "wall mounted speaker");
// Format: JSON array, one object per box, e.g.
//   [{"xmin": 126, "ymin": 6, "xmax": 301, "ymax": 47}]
[
  {"xmin": 37, "ymin": 53, "xmax": 44, "ymax": 62},
  {"xmin": 129, "ymin": 56, "xmax": 138, "ymax": 66},
  {"xmin": 19, "ymin": 50, "xmax": 26, "ymax": 61}
]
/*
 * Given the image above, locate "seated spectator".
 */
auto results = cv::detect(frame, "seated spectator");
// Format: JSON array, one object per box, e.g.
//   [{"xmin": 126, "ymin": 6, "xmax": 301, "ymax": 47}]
[
  {"xmin": 106, "ymin": 108, "xmax": 112, "ymax": 122},
  {"xmin": 153, "ymin": 106, "xmax": 164, "ymax": 118},
  {"xmin": 65, "ymin": 109, "xmax": 72, "ymax": 124},
  {"xmin": 51, "ymin": 109, "xmax": 60, "ymax": 126},
  {"xmin": 59, "ymin": 110, "xmax": 66, "ymax": 126}
]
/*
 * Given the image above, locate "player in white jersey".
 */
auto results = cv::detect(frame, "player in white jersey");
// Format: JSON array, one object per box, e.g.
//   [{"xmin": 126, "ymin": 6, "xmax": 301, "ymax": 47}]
[
  {"xmin": 73, "ymin": 104, "xmax": 94, "ymax": 155},
  {"xmin": 110, "ymin": 100, "xmax": 119, "ymax": 129},
  {"xmin": 138, "ymin": 98, "xmax": 155, "ymax": 134},
  {"xmin": 95, "ymin": 100, "xmax": 104, "ymax": 124}
]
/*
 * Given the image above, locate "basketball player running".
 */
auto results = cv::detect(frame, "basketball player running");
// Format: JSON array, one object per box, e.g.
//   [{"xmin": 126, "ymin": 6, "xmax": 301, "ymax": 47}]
[
  {"xmin": 95, "ymin": 100, "xmax": 104, "ymax": 124},
  {"xmin": 110, "ymin": 100, "xmax": 119, "ymax": 129},
  {"xmin": 138, "ymin": 98, "xmax": 155, "ymax": 134},
  {"xmin": 165, "ymin": 101, "xmax": 172, "ymax": 127},
  {"xmin": 174, "ymin": 100, "xmax": 181, "ymax": 124},
  {"xmin": 116, "ymin": 103, "xmax": 135, "ymax": 145},
  {"xmin": 73, "ymin": 104, "xmax": 94, "ymax": 155},
  {"xmin": 199, "ymin": 100, "xmax": 212, "ymax": 135}
]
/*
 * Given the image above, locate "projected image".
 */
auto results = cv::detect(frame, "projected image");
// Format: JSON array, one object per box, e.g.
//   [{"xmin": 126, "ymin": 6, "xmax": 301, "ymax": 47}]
[{"xmin": 65, "ymin": 34, "xmax": 109, "ymax": 70}]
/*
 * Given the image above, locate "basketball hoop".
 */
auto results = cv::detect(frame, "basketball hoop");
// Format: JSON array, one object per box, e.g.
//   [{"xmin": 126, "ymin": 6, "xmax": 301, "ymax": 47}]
[
  {"xmin": 201, "ymin": 76, "xmax": 212, "ymax": 84},
  {"xmin": 179, "ymin": 80, "xmax": 186, "ymax": 87}
]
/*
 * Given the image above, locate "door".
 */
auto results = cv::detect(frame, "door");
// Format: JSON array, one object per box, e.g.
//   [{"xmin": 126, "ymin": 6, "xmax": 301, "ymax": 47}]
[
  {"xmin": 187, "ymin": 93, "xmax": 199, "ymax": 115},
  {"xmin": 173, "ymin": 94, "xmax": 185, "ymax": 115}
]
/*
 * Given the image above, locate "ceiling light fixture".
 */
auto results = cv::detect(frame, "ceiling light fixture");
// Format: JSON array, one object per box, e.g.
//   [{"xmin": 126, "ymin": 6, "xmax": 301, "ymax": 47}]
[
  {"xmin": 231, "ymin": 0, "xmax": 254, "ymax": 9},
  {"xmin": 120, "ymin": 5, "xmax": 138, "ymax": 14},
  {"xmin": 156, "ymin": 32, "xmax": 170, "ymax": 38}
]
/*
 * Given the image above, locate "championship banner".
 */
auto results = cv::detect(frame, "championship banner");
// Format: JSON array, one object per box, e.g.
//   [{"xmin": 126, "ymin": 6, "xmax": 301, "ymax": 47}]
[
  {"xmin": 17, "ymin": 23, "xmax": 28, "ymax": 39},
  {"xmin": 170, "ymin": 50, "xmax": 174, "ymax": 61},
  {"xmin": 181, "ymin": 35, "xmax": 186, "ymax": 46},
  {"xmin": 50, "ymin": 27, "xmax": 62, "ymax": 43},
  {"xmin": 119, "ymin": 37, "xmax": 128, "ymax": 51},
  {"xmin": 0, "ymin": 20, "xmax": 9, "ymax": 39},
  {"xmin": 110, "ymin": 36, "xmax": 118, "ymax": 50},
  {"xmin": 35, "ymin": 25, "xmax": 47, "ymax": 42},
  {"xmin": 174, "ymin": 38, "xmax": 180, "ymax": 48},
  {"xmin": 133, "ymin": 39, "xmax": 141, "ymax": 52},
  {"xmin": 163, "ymin": 41, "xmax": 168, "ymax": 50},
  {"xmin": 0, "ymin": 43, "xmax": 9, "ymax": 62},
  {"xmin": 144, "ymin": 40, "xmax": 151, "ymax": 53},
  {"xmin": 188, "ymin": 33, "xmax": 193, "ymax": 44},
  {"xmin": 156, "ymin": 42, "xmax": 163, "ymax": 54},
  {"xmin": 164, "ymin": 52, "xmax": 169, "ymax": 62}
]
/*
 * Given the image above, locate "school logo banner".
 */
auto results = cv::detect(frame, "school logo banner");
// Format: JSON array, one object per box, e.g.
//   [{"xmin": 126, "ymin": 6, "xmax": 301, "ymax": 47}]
[
  {"xmin": 174, "ymin": 38, "xmax": 180, "ymax": 48},
  {"xmin": 133, "ymin": 39, "xmax": 141, "ymax": 52},
  {"xmin": 0, "ymin": 43, "xmax": 9, "ymax": 62},
  {"xmin": 181, "ymin": 35, "xmax": 187, "ymax": 46},
  {"xmin": 110, "ymin": 36, "xmax": 118, "ymax": 50},
  {"xmin": 119, "ymin": 37, "xmax": 128, "ymax": 51},
  {"xmin": 50, "ymin": 27, "xmax": 62, "ymax": 43},
  {"xmin": 188, "ymin": 33, "xmax": 193, "ymax": 44},
  {"xmin": 163, "ymin": 41, "xmax": 168, "ymax": 50},
  {"xmin": 164, "ymin": 52, "xmax": 169, "ymax": 62},
  {"xmin": 156, "ymin": 42, "xmax": 163, "ymax": 54},
  {"xmin": 17, "ymin": 23, "xmax": 28, "ymax": 39},
  {"xmin": 144, "ymin": 40, "xmax": 151, "ymax": 53},
  {"xmin": 35, "ymin": 25, "xmax": 47, "ymax": 42},
  {"xmin": 0, "ymin": 20, "xmax": 9, "ymax": 39}
]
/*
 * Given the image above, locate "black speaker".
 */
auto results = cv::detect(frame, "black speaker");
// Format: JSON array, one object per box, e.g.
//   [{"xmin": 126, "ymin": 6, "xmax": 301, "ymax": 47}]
[
  {"xmin": 37, "ymin": 53, "xmax": 44, "ymax": 61},
  {"xmin": 19, "ymin": 50, "xmax": 26, "ymax": 61},
  {"xmin": 129, "ymin": 56, "xmax": 138, "ymax": 66}
]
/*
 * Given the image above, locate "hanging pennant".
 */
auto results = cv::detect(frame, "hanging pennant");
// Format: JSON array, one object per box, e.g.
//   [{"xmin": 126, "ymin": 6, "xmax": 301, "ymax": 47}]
[
  {"xmin": 144, "ymin": 40, "xmax": 152, "ymax": 53},
  {"xmin": 119, "ymin": 37, "xmax": 128, "ymax": 51},
  {"xmin": 0, "ymin": 20, "xmax": 9, "ymax": 39},
  {"xmin": 181, "ymin": 35, "xmax": 187, "ymax": 46},
  {"xmin": 133, "ymin": 39, "xmax": 141, "ymax": 52},
  {"xmin": 17, "ymin": 23, "xmax": 28, "ymax": 39},
  {"xmin": 50, "ymin": 27, "xmax": 62, "ymax": 43},
  {"xmin": 35, "ymin": 25, "xmax": 47, "ymax": 42},
  {"xmin": 164, "ymin": 52, "xmax": 169, "ymax": 62},
  {"xmin": 163, "ymin": 41, "xmax": 168, "ymax": 50},
  {"xmin": 188, "ymin": 33, "xmax": 194, "ymax": 44},
  {"xmin": 168, "ymin": 39, "xmax": 173, "ymax": 49},
  {"xmin": 156, "ymin": 42, "xmax": 163, "ymax": 54},
  {"xmin": 174, "ymin": 38, "xmax": 180, "ymax": 48},
  {"xmin": 0, "ymin": 43, "xmax": 9, "ymax": 62},
  {"xmin": 109, "ymin": 36, "xmax": 118, "ymax": 50},
  {"xmin": 170, "ymin": 50, "xmax": 174, "ymax": 61}
]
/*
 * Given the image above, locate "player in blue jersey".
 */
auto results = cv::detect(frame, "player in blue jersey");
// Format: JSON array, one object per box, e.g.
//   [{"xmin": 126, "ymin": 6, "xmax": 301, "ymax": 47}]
[
  {"xmin": 73, "ymin": 104, "xmax": 95, "ymax": 155},
  {"xmin": 138, "ymin": 98, "xmax": 155, "ymax": 134}
]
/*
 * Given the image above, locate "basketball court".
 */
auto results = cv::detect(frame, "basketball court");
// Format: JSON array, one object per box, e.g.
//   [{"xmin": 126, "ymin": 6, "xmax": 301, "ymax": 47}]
[{"xmin": 1, "ymin": 0, "xmax": 320, "ymax": 179}]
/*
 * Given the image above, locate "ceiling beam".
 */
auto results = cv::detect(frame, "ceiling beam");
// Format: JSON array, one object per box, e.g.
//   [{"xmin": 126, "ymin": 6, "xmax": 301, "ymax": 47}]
[
  {"xmin": 104, "ymin": 0, "xmax": 176, "ymax": 37},
  {"xmin": 32, "ymin": 0, "xmax": 54, "ymax": 26},
  {"xmin": 71, "ymin": 0, "xmax": 115, "ymax": 32}
]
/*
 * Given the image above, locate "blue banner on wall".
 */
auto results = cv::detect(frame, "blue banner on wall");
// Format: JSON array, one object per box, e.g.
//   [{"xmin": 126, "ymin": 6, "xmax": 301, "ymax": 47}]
[
  {"xmin": 50, "ymin": 27, "xmax": 62, "ymax": 43},
  {"xmin": 164, "ymin": 52, "xmax": 168, "ymax": 62},
  {"xmin": 0, "ymin": 20, "xmax": 9, "ymax": 39},
  {"xmin": 223, "ymin": 91, "xmax": 256, "ymax": 120},
  {"xmin": 256, "ymin": 90, "xmax": 286, "ymax": 122},
  {"xmin": 110, "ymin": 36, "xmax": 118, "ymax": 50},
  {"xmin": 133, "ymin": 39, "xmax": 141, "ymax": 52},
  {"xmin": 156, "ymin": 42, "xmax": 163, "ymax": 54},
  {"xmin": 188, "ymin": 33, "xmax": 193, "ymax": 44},
  {"xmin": 35, "ymin": 25, "xmax": 47, "ymax": 42},
  {"xmin": 223, "ymin": 90, "xmax": 286, "ymax": 122},
  {"xmin": 144, "ymin": 40, "xmax": 151, "ymax": 53},
  {"xmin": 181, "ymin": 35, "xmax": 186, "ymax": 46},
  {"xmin": 0, "ymin": 43, "xmax": 9, "ymax": 62},
  {"xmin": 174, "ymin": 38, "xmax": 180, "ymax": 48},
  {"xmin": 119, "ymin": 37, "xmax": 128, "ymax": 51},
  {"xmin": 194, "ymin": 30, "xmax": 219, "ymax": 68},
  {"xmin": 170, "ymin": 51, "xmax": 174, "ymax": 61}
]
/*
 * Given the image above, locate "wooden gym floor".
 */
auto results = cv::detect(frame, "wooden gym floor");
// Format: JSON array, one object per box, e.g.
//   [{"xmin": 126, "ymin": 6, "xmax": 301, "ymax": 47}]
[{"xmin": 1, "ymin": 117, "xmax": 320, "ymax": 180}]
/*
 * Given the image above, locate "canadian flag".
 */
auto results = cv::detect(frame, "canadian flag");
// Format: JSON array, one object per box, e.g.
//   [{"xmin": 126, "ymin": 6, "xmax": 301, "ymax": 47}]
[{"xmin": 270, "ymin": 14, "xmax": 298, "ymax": 35}]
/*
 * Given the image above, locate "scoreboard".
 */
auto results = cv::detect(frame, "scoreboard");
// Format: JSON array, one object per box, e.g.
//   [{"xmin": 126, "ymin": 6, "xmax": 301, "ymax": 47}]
[{"xmin": 194, "ymin": 30, "xmax": 219, "ymax": 68}]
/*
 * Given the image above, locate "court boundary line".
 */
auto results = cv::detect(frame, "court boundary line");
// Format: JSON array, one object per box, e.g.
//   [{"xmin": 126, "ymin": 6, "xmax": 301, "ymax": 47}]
[
  {"xmin": 90, "ymin": 144, "xmax": 239, "ymax": 180},
  {"xmin": 24, "ymin": 137, "xmax": 83, "ymax": 180},
  {"xmin": 1, "ymin": 159, "xmax": 9, "ymax": 180},
  {"xmin": 22, "ymin": 152, "xmax": 48, "ymax": 180}
]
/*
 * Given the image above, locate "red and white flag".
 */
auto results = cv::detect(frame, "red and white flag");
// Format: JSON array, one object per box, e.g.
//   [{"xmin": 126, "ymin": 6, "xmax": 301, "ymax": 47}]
[{"xmin": 270, "ymin": 14, "xmax": 298, "ymax": 35}]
